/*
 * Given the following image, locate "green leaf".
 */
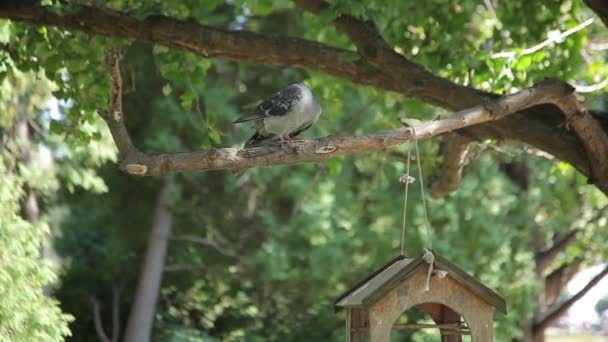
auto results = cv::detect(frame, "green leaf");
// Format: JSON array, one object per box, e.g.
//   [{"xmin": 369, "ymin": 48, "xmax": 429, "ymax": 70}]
[
  {"xmin": 162, "ymin": 84, "xmax": 172, "ymax": 96},
  {"xmin": 515, "ymin": 55, "xmax": 532, "ymax": 71}
]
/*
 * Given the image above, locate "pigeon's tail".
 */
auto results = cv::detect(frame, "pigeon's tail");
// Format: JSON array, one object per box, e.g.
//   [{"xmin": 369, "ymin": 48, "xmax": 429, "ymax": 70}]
[{"xmin": 244, "ymin": 132, "xmax": 276, "ymax": 148}]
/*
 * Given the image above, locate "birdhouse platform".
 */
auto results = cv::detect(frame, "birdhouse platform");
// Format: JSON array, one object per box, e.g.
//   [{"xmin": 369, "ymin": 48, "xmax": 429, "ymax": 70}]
[{"xmin": 335, "ymin": 251, "xmax": 506, "ymax": 341}]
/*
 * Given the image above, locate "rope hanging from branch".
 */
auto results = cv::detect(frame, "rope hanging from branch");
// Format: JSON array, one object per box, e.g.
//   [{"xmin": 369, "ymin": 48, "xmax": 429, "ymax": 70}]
[{"xmin": 398, "ymin": 127, "xmax": 435, "ymax": 291}]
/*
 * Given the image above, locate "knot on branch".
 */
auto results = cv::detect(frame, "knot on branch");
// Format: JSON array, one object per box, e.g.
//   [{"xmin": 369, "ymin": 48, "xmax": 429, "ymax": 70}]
[
  {"xmin": 124, "ymin": 163, "xmax": 148, "ymax": 176},
  {"xmin": 315, "ymin": 145, "xmax": 337, "ymax": 154}
]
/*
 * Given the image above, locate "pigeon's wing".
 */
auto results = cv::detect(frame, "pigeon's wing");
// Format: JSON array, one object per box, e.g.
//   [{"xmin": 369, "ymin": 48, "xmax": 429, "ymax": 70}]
[
  {"xmin": 233, "ymin": 84, "xmax": 302, "ymax": 123},
  {"xmin": 289, "ymin": 122, "xmax": 313, "ymax": 138},
  {"xmin": 244, "ymin": 131, "xmax": 278, "ymax": 147}
]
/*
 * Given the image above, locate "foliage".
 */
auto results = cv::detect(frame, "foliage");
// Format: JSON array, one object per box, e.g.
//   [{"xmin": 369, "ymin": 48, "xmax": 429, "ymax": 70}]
[
  {"xmin": 0, "ymin": 71, "xmax": 73, "ymax": 341},
  {"xmin": 596, "ymin": 295, "xmax": 608, "ymax": 317}
]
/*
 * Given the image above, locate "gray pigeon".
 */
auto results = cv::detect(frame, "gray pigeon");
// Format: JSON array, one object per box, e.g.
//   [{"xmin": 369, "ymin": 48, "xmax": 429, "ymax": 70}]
[{"xmin": 233, "ymin": 82, "xmax": 322, "ymax": 147}]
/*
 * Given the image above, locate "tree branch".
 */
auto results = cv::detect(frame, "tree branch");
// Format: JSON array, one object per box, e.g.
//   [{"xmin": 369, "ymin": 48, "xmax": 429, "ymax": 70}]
[
  {"xmin": 296, "ymin": 0, "xmax": 608, "ymax": 193},
  {"xmin": 90, "ymin": 297, "xmax": 112, "ymax": 342},
  {"xmin": 293, "ymin": 0, "xmax": 482, "ymax": 110},
  {"xmin": 491, "ymin": 18, "xmax": 594, "ymax": 59},
  {"xmin": 99, "ymin": 56, "xmax": 608, "ymax": 195},
  {"xmin": 544, "ymin": 258, "xmax": 583, "ymax": 307},
  {"xmin": 170, "ymin": 234, "xmax": 238, "ymax": 259},
  {"xmin": 428, "ymin": 133, "xmax": 472, "ymax": 198},
  {"xmin": 164, "ymin": 264, "xmax": 207, "ymax": 272},
  {"xmin": 534, "ymin": 265, "xmax": 608, "ymax": 332},
  {"xmin": 0, "ymin": 0, "xmax": 394, "ymax": 97},
  {"xmin": 3, "ymin": 0, "xmax": 608, "ymax": 193},
  {"xmin": 536, "ymin": 229, "xmax": 581, "ymax": 273}
]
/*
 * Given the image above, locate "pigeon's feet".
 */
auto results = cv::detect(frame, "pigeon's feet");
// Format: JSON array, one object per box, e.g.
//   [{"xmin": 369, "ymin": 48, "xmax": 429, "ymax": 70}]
[{"xmin": 278, "ymin": 136, "xmax": 295, "ymax": 150}]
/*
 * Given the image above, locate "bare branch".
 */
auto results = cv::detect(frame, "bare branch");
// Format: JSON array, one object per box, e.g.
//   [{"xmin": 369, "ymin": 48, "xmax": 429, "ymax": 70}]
[
  {"xmin": 294, "ymin": 0, "xmax": 482, "ymax": 109},
  {"xmin": 170, "ymin": 234, "xmax": 238, "ymax": 259},
  {"xmin": 90, "ymin": 297, "xmax": 111, "ymax": 342},
  {"xmin": 428, "ymin": 133, "xmax": 472, "ymax": 198},
  {"xmin": 534, "ymin": 265, "xmax": 608, "ymax": 332},
  {"xmin": 491, "ymin": 19, "xmax": 594, "ymax": 59},
  {"xmin": 99, "ymin": 48, "xmax": 138, "ymax": 162},
  {"xmin": 164, "ymin": 264, "xmax": 207, "ymax": 272},
  {"xmin": 574, "ymin": 78, "xmax": 608, "ymax": 93},
  {"xmin": 97, "ymin": 67, "xmax": 608, "ymax": 195}
]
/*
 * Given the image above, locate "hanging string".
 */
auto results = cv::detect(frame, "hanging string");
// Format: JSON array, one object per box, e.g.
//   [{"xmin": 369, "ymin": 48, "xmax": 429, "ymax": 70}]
[
  {"xmin": 413, "ymin": 135, "xmax": 432, "ymax": 251},
  {"xmin": 399, "ymin": 143, "xmax": 412, "ymax": 256},
  {"xmin": 398, "ymin": 126, "xmax": 433, "ymax": 253},
  {"xmin": 398, "ymin": 127, "xmax": 436, "ymax": 291}
]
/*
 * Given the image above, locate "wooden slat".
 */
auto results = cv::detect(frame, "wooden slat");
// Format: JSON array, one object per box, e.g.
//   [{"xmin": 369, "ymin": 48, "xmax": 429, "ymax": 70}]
[
  {"xmin": 360, "ymin": 258, "xmax": 426, "ymax": 307},
  {"xmin": 433, "ymin": 252, "xmax": 507, "ymax": 314},
  {"xmin": 392, "ymin": 323, "xmax": 469, "ymax": 331}
]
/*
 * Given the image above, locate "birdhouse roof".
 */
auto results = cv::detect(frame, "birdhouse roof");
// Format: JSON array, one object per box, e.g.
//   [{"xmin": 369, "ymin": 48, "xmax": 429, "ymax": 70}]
[{"xmin": 334, "ymin": 251, "xmax": 507, "ymax": 314}]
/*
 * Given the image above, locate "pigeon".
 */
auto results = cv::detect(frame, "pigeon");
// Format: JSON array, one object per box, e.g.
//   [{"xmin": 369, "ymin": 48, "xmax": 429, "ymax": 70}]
[{"xmin": 233, "ymin": 82, "xmax": 322, "ymax": 148}]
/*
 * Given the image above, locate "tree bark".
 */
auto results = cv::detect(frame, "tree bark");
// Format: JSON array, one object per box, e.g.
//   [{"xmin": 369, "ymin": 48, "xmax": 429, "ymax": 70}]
[{"xmin": 123, "ymin": 180, "xmax": 173, "ymax": 342}]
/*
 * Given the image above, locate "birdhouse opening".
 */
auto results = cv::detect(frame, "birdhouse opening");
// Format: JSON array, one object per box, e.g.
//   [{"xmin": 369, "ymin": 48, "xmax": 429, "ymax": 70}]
[{"xmin": 390, "ymin": 303, "xmax": 472, "ymax": 342}]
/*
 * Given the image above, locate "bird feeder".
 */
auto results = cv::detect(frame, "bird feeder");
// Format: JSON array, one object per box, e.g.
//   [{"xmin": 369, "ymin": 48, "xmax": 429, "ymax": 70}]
[{"xmin": 335, "ymin": 251, "xmax": 506, "ymax": 341}]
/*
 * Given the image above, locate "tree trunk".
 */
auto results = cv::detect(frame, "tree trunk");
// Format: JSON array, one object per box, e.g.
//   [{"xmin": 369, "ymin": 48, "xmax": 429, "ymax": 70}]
[{"xmin": 123, "ymin": 180, "xmax": 173, "ymax": 342}]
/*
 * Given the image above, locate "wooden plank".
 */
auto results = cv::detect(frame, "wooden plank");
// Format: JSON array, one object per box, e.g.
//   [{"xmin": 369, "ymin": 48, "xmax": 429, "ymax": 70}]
[
  {"xmin": 334, "ymin": 255, "xmax": 407, "ymax": 308},
  {"xmin": 391, "ymin": 323, "xmax": 469, "ymax": 331},
  {"xmin": 360, "ymin": 258, "xmax": 426, "ymax": 307}
]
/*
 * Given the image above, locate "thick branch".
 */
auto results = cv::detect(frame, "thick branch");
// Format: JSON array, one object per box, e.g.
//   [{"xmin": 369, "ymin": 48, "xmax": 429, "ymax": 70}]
[
  {"xmin": 99, "ymin": 48, "xmax": 138, "ymax": 161},
  {"xmin": 0, "ymin": 0, "xmax": 393, "ymax": 98},
  {"xmin": 534, "ymin": 265, "xmax": 608, "ymax": 332},
  {"xmin": 549, "ymin": 89, "xmax": 608, "ymax": 188},
  {"xmin": 2, "ymin": 0, "xmax": 607, "ymax": 192},
  {"xmin": 428, "ymin": 133, "xmax": 472, "ymax": 198},
  {"xmin": 98, "ymin": 75, "xmax": 604, "ymax": 196},
  {"xmin": 294, "ymin": 0, "xmax": 482, "ymax": 110}
]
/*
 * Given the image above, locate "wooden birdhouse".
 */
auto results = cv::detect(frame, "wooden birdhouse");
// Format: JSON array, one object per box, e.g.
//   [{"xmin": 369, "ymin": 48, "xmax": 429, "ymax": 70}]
[{"xmin": 335, "ymin": 251, "xmax": 506, "ymax": 341}]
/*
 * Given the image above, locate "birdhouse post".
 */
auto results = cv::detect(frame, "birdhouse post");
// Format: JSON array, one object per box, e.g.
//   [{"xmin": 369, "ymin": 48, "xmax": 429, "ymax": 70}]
[{"xmin": 335, "ymin": 251, "xmax": 506, "ymax": 341}]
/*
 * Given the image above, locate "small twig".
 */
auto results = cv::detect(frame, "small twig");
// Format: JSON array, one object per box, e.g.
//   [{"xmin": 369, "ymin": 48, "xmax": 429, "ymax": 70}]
[
  {"xmin": 574, "ymin": 79, "xmax": 608, "ymax": 93},
  {"xmin": 491, "ymin": 18, "xmax": 594, "ymax": 59},
  {"xmin": 164, "ymin": 264, "xmax": 207, "ymax": 272},
  {"xmin": 90, "ymin": 297, "xmax": 112, "ymax": 342},
  {"xmin": 588, "ymin": 41, "xmax": 608, "ymax": 51},
  {"xmin": 170, "ymin": 234, "xmax": 238, "ymax": 259},
  {"xmin": 27, "ymin": 118, "xmax": 48, "ymax": 139}
]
